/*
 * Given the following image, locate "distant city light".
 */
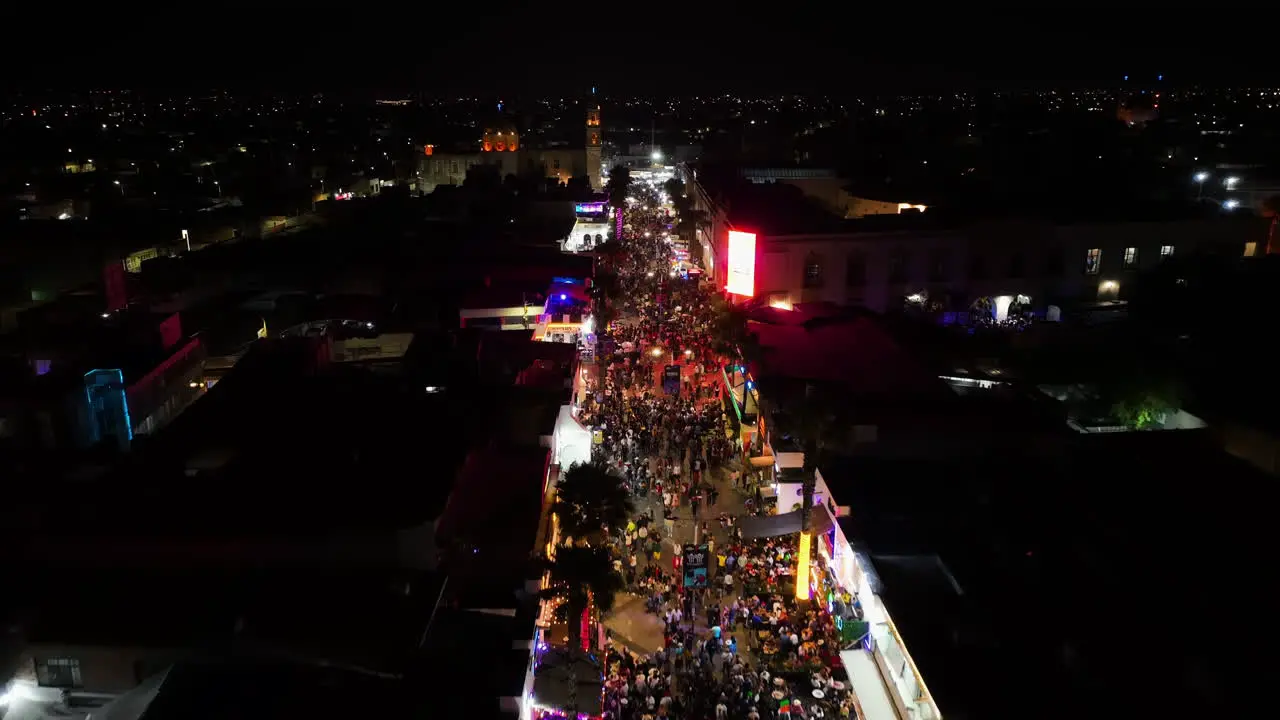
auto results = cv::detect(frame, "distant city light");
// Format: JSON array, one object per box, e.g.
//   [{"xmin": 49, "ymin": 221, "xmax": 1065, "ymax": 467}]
[
  {"xmin": 1194, "ymin": 172, "xmax": 1209, "ymax": 183},
  {"xmin": 1223, "ymin": 199, "xmax": 1240, "ymax": 210}
]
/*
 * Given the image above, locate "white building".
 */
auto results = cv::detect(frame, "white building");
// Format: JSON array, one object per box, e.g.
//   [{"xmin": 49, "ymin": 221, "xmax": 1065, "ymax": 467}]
[{"xmin": 685, "ymin": 172, "xmax": 1265, "ymax": 314}]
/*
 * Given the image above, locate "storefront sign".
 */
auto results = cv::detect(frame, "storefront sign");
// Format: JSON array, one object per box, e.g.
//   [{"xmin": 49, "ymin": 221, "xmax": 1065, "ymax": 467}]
[
  {"xmin": 663, "ymin": 364, "xmax": 682, "ymax": 396},
  {"xmin": 726, "ymin": 230, "xmax": 756, "ymax": 297},
  {"xmin": 682, "ymin": 544, "xmax": 709, "ymax": 588}
]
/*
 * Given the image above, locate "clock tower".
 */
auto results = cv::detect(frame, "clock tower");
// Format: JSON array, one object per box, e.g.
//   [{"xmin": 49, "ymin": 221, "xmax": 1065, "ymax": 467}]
[{"xmin": 586, "ymin": 106, "xmax": 602, "ymax": 190}]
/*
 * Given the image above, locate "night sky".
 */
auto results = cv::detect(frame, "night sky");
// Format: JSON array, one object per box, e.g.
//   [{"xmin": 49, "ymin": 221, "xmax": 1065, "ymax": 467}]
[{"xmin": 11, "ymin": 7, "xmax": 1271, "ymax": 93}]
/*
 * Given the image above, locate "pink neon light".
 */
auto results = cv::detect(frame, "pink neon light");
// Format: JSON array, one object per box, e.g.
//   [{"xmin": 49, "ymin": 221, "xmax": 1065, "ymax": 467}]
[{"xmin": 726, "ymin": 231, "xmax": 756, "ymax": 297}]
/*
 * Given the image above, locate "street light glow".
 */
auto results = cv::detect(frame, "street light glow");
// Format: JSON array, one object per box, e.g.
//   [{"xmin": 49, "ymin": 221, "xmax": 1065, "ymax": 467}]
[{"xmin": 1194, "ymin": 172, "xmax": 1209, "ymax": 183}]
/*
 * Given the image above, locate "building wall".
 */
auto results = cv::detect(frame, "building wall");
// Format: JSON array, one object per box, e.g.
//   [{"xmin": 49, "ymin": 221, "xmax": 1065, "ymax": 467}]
[
  {"xmin": 417, "ymin": 150, "xmax": 588, "ymax": 192},
  {"xmin": 586, "ymin": 146, "xmax": 602, "ymax": 190},
  {"xmin": 754, "ymin": 219, "xmax": 1257, "ymax": 312},
  {"xmin": 13, "ymin": 644, "xmax": 183, "ymax": 694}
]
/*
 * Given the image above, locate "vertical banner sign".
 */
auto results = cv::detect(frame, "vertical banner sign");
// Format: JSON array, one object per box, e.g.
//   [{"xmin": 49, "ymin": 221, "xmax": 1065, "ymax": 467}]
[
  {"xmin": 663, "ymin": 364, "xmax": 682, "ymax": 396},
  {"xmin": 726, "ymin": 230, "xmax": 757, "ymax": 297},
  {"xmin": 682, "ymin": 544, "xmax": 710, "ymax": 588}
]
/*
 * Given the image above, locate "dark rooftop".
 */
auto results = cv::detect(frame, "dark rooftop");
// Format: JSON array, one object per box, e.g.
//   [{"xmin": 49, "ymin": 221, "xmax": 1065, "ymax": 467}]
[
  {"xmin": 717, "ymin": 181, "xmax": 846, "ymax": 235},
  {"xmin": 97, "ymin": 657, "xmax": 412, "ymax": 720},
  {"xmin": 699, "ymin": 172, "xmax": 1269, "ymax": 239},
  {"xmin": 422, "ymin": 606, "xmax": 535, "ymax": 694},
  {"xmin": 828, "ymin": 433, "xmax": 1273, "ymax": 719},
  {"xmin": 22, "ymin": 568, "xmax": 441, "ymax": 673},
  {"xmin": 437, "ymin": 445, "xmax": 548, "ymax": 581},
  {"xmin": 749, "ymin": 310, "xmax": 950, "ymax": 397},
  {"xmin": 56, "ymin": 338, "xmax": 459, "ymax": 535}
]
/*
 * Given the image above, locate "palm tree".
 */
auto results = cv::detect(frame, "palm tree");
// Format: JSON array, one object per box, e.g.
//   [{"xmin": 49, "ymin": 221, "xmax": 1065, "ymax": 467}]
[
  {"xmin": 591, "ymin": 269, "xmax": 621, "ymax": 306},
  {"xmin": 537, "ymin": 546, "xmax": 624, "ymax": 718},
  {"xmin": 663, "ymin": 177, "xmax": 686, "ymax": 203},
  {"xmin": 604, "ymin": 166, "xmax": 632, "ymax": 231},
  {"xmin": 710, "ymin": 296, "xmax": 758, "ymax": 360},
  {"xmin": 552, "ymin": 462, "xmax": 635, "ymax": 544},
  {"xmin": 797, "ymin": 384, "xmax": 836, "ymax": 535}
]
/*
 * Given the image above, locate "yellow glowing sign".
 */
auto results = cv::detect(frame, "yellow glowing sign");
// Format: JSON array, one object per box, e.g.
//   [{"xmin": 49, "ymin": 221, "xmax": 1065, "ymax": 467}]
[{"xmin": 795, "ymin": 531, "xmax": 812, "ymax": 601}]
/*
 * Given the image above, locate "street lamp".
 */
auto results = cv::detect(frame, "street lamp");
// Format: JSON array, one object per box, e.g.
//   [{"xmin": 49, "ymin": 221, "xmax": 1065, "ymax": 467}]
[
  {"xmin": 1223, "ymin": 199, "xmax": 1240, "ymax": 211},
  {"xmin": 113, "ymin": 180, "xmax": 123, "ymax": 196},
  {"xmin": 1225, "ymin": 176, "xmax": 1240, "ymax": 189},
  {"xmin": 1194, "ymin": 172, "xmax": 1208, "ymax": 200}
]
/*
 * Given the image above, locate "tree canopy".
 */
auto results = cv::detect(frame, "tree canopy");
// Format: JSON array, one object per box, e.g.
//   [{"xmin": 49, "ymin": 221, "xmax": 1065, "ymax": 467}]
[
  {"xmin": 551, "ymin": 462, "xmax": 635, "ymax": 543},
  {"xmin": 538, "ymin": 545, "xmax": 624, "ymax": 643},
  {"xmin": 604, "ymin": 166, "xmax": 632, "ymax": 211}
]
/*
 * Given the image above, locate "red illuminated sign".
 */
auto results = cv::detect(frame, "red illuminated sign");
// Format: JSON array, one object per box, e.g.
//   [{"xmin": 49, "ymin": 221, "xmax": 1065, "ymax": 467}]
[{"xmin": 726, "ymin": 230, "xmax": 756, "ymax": 297}]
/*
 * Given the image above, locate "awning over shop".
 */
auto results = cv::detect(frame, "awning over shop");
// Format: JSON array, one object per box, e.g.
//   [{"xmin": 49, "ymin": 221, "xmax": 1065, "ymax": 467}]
[{"xmin": 739, "ymin": 506, "xmax": 835, "ymax": 539}]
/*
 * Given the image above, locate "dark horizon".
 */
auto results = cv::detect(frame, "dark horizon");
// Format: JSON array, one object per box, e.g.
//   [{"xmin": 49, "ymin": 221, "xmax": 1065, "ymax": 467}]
[{"xmin": 9, "ymin": 9, "xmax": 1275, "ymax": 94}]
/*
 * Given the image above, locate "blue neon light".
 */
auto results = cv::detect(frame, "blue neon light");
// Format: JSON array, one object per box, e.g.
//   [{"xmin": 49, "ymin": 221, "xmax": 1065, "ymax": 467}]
[{"xmin": 83, "ymin": 368, "xmax": 134, "ymax": 443}]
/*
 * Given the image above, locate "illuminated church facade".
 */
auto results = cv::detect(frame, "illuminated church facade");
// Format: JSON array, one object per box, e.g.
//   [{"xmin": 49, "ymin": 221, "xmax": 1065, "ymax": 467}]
[{"xmin": 418, "ymin": 107, "xmax": 602, "ymax": 193}]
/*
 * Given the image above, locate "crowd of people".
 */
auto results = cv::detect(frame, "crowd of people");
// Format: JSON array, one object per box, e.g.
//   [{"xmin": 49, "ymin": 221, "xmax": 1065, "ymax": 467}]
[{"xmin": 578, "ymin": 179, "xmax": 864, "ymax": 720}]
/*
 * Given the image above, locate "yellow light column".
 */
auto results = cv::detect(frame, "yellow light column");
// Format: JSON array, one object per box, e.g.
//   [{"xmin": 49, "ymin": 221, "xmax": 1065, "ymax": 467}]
[{"xmin": 795, "ymin": 531, "xmax": 812, "ymax": 601}]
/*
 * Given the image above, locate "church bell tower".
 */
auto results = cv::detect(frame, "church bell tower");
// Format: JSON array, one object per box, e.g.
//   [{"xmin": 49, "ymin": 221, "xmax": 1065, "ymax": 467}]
[{"xmin": 586, "ymin": 106, "xmax": 602, "ymax": 191}]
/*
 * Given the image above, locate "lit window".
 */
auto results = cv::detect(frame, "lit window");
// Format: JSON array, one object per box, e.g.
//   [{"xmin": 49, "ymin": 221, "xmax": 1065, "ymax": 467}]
[
  {"xmin": 1244, "ymin": 242, "xmax": 1258, "ymax": 257},
  {"xmin": 1123, "ymin": 247, "xmax": 1138, "ymax": 268},
  {"xmin": 1160, "ymin": 245, "xmax": 1174, "ymax": 257},
  {"xmin": 1084, "ymin": 248, "xmax": 1101, "ymax": 275},
  {"xmin": 36, "ymin": 657, "xmax": 82, "ymax": 688},
  {"xmin": 803, "ymin": 253, "xmax": 824, "ymax": 289}
]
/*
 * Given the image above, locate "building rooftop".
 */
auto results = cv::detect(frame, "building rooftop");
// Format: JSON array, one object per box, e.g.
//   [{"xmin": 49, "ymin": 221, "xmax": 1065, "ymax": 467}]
[
  {"xmin": 21, "ymin": 568, "xmax": 441, "ymax": 671},
  {"xmin": 87, "ymin": 658, "xmax": 412, "ymax": 720},
  {"xmin": 50, "ymin": 339, "xmax": 459, "ymax": 535},
  {"xmin": 699, "ymin": 170, "xmax": 1270, "ymax": 240},
  {"xmin": 436, "ymin": 445, "xmax": 549, "ymax": 582},
  {"xmin": 718, "ymin": 181, "xmax": 847, "ymax": 236},
  {"xmin": 829, "ymin": 433, "xmax": 1272, "ymax": 718},
  {"xmin": 418, "ymin": 606, "xmax": 537, "ymax": 720},
  {"xmin": 749, "ymin": 311, "xmax": 950, "ymax": 397}
]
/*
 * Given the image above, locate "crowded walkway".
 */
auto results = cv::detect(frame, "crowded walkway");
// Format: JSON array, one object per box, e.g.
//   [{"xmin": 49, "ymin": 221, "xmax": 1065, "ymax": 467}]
[{"xmin": 578, "ymin": 176, "xmax": 867, "ymax": 720}]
